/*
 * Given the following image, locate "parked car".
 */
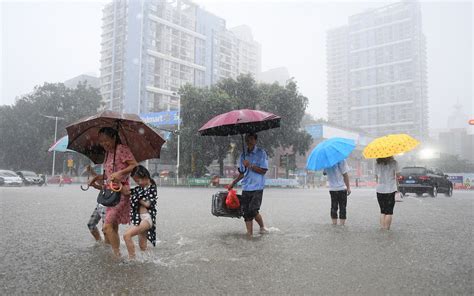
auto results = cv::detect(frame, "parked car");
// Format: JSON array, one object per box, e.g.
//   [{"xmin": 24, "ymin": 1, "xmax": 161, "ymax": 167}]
[
  {"xmin": 398, "ymin": 167, "xmax": 453, "ymax": 197},
  {"xmin": 0, "ymin": 170, "xmax": 24, "ymax": 187},
  {"xmin": 47, "ymin": 175, "xmax": 73, "ymax": 185},
  {"xmin": 16, "ymin": 170, "xmax": 44, "ymax": 186}
]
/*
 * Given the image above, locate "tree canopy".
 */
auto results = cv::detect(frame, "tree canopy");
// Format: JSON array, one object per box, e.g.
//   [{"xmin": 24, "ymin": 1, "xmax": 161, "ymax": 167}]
[
  {"xmin": 0, "ymin": 82, "xmax": 102, "ymax": 174},
  {"xmin": 163, "ymin": 75, "xmax": 312, "ymax": 177}
]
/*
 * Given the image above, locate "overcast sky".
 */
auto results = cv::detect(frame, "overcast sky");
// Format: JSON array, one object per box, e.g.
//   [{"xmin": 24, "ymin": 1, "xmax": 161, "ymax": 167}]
[{"xmin": 1, "ymin": 0, "xmax": 472, "ymax": 130}]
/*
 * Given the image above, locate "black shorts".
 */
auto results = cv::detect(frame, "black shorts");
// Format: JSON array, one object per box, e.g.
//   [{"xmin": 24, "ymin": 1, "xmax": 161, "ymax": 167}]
[
  {"xmin": 241, "ymin": 190, "xmax": 263, "ymax": 221},
  {"xmin": 330, "ymin": 190, "xmax": 348, "ymax": 219},
  {"xmin": 377, "ymin": 192, "xmax": 396, "ymax": 215}
]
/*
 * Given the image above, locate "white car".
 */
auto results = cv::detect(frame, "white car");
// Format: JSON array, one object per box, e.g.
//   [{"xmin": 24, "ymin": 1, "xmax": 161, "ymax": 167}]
[{"xmin": 0, "ymin": 170, "xmax": 23, "ymax": 187}]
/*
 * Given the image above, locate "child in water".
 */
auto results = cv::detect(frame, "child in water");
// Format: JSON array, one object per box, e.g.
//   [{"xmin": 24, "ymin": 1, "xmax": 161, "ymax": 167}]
[{"xmin": 123, "ymin": 165, "xmax": 158, "ymax": 259}]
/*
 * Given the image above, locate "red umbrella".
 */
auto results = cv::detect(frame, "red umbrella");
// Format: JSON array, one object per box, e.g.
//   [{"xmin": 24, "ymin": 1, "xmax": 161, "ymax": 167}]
[
  {"xmin": 198, "ymin": 109, "xmax": 281, "ymax": 164},
  {"xmin": 66, "ymin": 110, "xmax": 166, "ymax": 164},
  {"xmin": 198, "ymin": 109, "xmax": 280, "ymax": 136}
]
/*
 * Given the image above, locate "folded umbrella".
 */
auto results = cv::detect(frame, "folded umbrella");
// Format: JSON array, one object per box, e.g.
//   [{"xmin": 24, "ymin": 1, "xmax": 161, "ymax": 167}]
[
  {"xmin": 306, "ymin": 137, "xmax": 356, "ymax": 171},
  {"xmin": 48, "ymin": 135, "xmax": 74, "ymax": 153}
]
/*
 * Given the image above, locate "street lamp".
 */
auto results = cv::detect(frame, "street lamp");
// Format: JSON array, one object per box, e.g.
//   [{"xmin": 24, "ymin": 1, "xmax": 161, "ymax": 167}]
[
  {"xmin": 42, "ymin": 114, "xmax": 65, "ymax": 176},
  {"xmin": 172, "ymin": 92, "xmax": 181, "ymax": 185}
]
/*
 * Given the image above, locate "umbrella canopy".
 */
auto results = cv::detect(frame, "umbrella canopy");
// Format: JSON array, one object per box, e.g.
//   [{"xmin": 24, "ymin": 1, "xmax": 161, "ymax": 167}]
[
  {"xmin": 198, "ymin": 109, "xmax": 281, "ymax": 163},
  {"xmin": 66, "ymin": 110, "xmax": 166, "ymax": 164},
  {"xmin": 363, "ymin": 134, "xmax": 419, "ymax": 159},
  {"xmin": 48, "ymin": 135, "xmax": 75, "ymax": 153},
  {"xmin": 306, "ymin": 137, "xmax": 356, "ymax": 171},
  {"xmin": 198, "ymin": 109, "xmax": 281, "ymax": 136}
]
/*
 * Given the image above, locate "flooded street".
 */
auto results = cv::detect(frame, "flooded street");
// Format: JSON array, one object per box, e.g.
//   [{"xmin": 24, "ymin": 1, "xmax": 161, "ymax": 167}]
[{"xmin": 0, "ymin": 186, "xmax": 472, "ymax": 295}]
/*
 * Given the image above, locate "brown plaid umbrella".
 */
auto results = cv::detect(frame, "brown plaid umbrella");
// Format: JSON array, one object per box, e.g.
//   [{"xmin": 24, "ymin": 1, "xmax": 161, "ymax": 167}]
[{"xmin": 66, "ymin": 110, "xmax": 165, "ymax": 164}]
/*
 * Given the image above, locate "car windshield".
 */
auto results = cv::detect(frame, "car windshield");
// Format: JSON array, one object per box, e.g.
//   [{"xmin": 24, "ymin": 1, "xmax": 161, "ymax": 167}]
[
  {"xmin": 0, "ymin": 170, "xmax": 19, "ymax": 177},
  {"xmin": 22, "ymin": 171, "xmax": 37, "ymax": 177},
  {"xmin": 401, "ymin": 168, "xmax": 427, "ymax": 175}
]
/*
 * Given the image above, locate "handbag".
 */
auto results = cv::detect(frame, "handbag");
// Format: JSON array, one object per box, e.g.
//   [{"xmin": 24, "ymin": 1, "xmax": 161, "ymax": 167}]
[
  {"xmin": 395, "ymin": 191, "xmax": 403, "ymax": 202},
  {"xmin": 97, "ymin": 145, "xmax": 122, "ymax": 207}
]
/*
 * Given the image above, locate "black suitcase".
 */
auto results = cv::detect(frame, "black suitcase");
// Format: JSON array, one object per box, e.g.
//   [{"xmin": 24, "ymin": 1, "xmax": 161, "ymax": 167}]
[{"xmin": 211, "ymin": 191, "xmax": 242, "ymax": 218}]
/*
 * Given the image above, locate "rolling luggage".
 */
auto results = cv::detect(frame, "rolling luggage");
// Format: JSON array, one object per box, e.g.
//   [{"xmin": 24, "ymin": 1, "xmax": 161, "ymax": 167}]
[{"xmin": 211, "ymin": 191, "xmax": 242, "ymax": 218}]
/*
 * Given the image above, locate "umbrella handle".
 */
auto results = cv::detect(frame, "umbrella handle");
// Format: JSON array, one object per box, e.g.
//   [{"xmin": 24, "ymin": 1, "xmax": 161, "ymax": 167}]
[
  {"xmin": 81, "ymin": 170, "xmax": 92, "ymax": 191},
  {"xmin": 109, "ymin": 182, "xmax": 123, "ymax": 192},
  {"xmin": 240, "ymin": 134, "xmax": 247, "ymax": 174}
]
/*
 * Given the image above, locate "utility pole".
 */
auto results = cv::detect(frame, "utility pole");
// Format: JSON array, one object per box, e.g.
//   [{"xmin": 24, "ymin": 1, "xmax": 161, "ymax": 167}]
[{"xmin": 42, "ymin": 115, "xmax": 65, "ymax": 176}]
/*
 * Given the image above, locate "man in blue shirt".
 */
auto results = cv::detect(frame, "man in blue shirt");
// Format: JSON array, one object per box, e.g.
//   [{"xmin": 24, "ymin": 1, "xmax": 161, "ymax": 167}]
[{"xmin": 229, "ymin": 133, "xmax": 269, "ymax": 237}]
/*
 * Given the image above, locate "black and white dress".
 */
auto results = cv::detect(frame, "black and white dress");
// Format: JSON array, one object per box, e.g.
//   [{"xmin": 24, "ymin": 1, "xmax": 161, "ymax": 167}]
[{"xmin": 130, "ymin": 184, "xmax": 158, "ymax": 246}]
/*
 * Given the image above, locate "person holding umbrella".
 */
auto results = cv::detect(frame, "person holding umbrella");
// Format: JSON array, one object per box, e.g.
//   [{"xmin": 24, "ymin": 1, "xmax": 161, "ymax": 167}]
[
  {"xmin": 87, "ymin": 127, "xmax": 138, "ymax": 257},
  {"xmin": 228, "ymin": 133, "xmax": 269, "ymax": 237},
  {"xmin": 67, "ymin": 110, "xmax": 166, "ymax": 257},
  {"xmin": 324, "ymin": 161, "xmax": 351, "ymax": 226},
  {"xmin": 364, "ymin": 134, "xmax": 419, "ymax": 230},
  {"xmin": 198, "ymin": 109, "xmax": 280, "ymax": 237},
  {"xmin": 306, "ymin": 138, "xmax": 355, "ymax": 226},
  {"xmin": 374, "ymin": 156, "xmax": 399, "ymax": 230}
]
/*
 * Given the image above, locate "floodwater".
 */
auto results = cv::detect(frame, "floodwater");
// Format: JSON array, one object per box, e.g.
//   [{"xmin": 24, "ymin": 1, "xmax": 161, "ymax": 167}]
[{"xmin": 1, "ymin": 186, "xmax": 472, "ymax": 295}]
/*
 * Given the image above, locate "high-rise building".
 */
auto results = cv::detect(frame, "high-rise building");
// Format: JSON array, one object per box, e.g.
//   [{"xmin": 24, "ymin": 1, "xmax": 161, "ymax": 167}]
[
  {"xmin": 99, "ymin": 0, "xmax": 261, "ymax": 114},
  {"xmin": 258, "ymin": 67, "xmax": 290, "ymax": 85},
  {"xmin": 64, "ymin": 74, "xmax": 100, "ymax": 89},
  {"xmin": 327, "ymin": 1, "xmax": 428, "ymax": 140}
]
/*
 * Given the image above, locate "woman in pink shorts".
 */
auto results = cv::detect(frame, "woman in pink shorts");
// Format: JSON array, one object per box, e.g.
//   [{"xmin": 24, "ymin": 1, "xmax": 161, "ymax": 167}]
[{"xmin": 90, "ymin": 127, "xmax": 137, "ymax": 257}]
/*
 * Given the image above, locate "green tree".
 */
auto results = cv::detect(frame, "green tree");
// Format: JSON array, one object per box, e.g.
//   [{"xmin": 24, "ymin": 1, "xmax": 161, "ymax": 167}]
[
  {"xmin": 0, "ymin": 82, "xmax": 102, "ymax": 174},
  {"xmin": 423, "ymin": 154, "xmax": 474, "ymax": 173},
  {"xmin": 166, "ymin": 74, "xmax": 312, "ymax": 177}
]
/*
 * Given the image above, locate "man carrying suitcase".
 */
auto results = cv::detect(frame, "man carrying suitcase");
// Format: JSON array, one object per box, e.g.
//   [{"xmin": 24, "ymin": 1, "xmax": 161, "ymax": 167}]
[{"xmin": 228, "ymin": 133, "xmax": 269, "ymax": 237}]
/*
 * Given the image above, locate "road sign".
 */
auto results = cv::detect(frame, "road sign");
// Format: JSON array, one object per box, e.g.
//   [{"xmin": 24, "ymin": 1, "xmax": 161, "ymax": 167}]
[{"xmin": 140, "ymin": 111, "xmax": 179, "ymax": 126}]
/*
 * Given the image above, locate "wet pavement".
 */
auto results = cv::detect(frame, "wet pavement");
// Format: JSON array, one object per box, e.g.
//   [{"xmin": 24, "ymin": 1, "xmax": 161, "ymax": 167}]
[{"xmin": 1, "ymin": 186, "xmax": 472, "ymax": 295}]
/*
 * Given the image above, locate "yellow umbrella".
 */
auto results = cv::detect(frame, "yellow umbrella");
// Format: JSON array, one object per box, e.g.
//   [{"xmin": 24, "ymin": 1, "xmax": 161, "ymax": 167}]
[{"xmin": 363, "ymin": 134, "xmax": 420, "ymax": 159}]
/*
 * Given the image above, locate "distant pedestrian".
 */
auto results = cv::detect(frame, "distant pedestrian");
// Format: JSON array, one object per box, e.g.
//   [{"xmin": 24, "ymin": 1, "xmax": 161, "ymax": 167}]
[
  {"xmin": 375, "ymin": 156, "xmax": 399, "ymax": 230},
  {"xmin": 40, "ymin": 174, "xmax": 47, "ymax": 186},
  {"xmin": 228, "ymin": 133, "xmax": 269, "ymax": 237},
  {"xmin": 323, "ymin": 160, "xmax": 351, "ymax": 226}
]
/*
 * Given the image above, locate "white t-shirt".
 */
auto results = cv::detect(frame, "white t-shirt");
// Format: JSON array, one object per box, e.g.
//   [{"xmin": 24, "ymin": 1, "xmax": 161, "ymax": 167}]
[
  {"xmin": 324, "ymin": 160, "xmax": 349, "ymax": 191},
  {"xmin": 375, "ymin": 160, "xmax": 399, "ymax": 193}
]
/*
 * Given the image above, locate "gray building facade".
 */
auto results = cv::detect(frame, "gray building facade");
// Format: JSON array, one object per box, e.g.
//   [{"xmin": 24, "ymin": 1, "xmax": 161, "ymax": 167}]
[
  {"xmin": 327, "ymin": 1, "xmax": 428, "ymax": 140},
  {"xmin": 99, "ymin": 0, "xmax": 261, "ymax": 114}
]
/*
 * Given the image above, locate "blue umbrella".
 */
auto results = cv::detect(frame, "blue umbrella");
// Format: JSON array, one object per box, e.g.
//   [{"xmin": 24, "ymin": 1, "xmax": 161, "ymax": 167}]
[
  {"xmin": 48, "ymin": 135, "xmax": 74, "ymax": 153},
  {"xmin": 306, "ymin": 137, "xmax": 356, "ymax": 171}
]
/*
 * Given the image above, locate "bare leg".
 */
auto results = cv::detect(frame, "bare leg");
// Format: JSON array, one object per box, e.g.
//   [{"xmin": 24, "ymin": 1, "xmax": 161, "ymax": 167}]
[
  {"xmin": 138, "ymin": 233, "xmax": 148, "ymax": 251},
  {"xmin": 255, "ymin": 213, "xmax": 264, "ymax": 228},
  {"xmin": 385, "ymin": 215, "xmax": 393, "ymax": 230},
  {"xmin": 245, "ymin": 220, "xmax": 253, "ymax": 237},
  {"xmin": 104, "ymin": 223, "xmax": 121, "ymax": 257},
  {"xmin": 380, "ymin": 214, "xmax": 385, "ymax": 229},
  {"xmin": 103, "ymin": 227, "xmax": 110, "ymax": 244},
  {"xmin": 123, "ymin": 222, "xmax": 151, "ymax": 259},
  {"xmin": 90, "ymin": 228, "xmax": 102, "ymax": 241},
  {"xmin": 339, "ymin": 219, "xmax": 346, "ymax": 226},
  {"xmin": 332, "ymin": 219, "xmax": 337, "ymax": 225}
]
